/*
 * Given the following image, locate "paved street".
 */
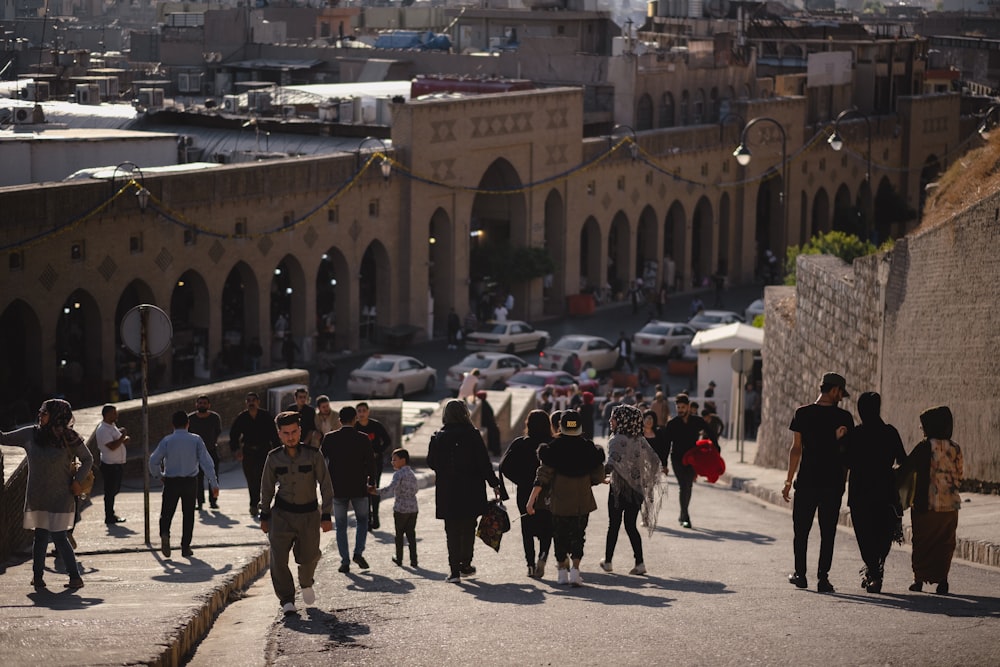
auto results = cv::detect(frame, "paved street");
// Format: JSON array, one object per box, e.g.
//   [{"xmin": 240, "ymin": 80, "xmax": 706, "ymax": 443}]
[{"xmin": 189, "ymin": 454, "xmax": 1000, "ymax": 667}]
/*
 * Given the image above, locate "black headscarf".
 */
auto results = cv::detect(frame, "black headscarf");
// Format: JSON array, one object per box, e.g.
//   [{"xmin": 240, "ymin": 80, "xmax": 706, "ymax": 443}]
[
  {"xmin": 920, "ymin": 406, "xmax": 953, "ymax": 440},
  {"xmin": 856, "ymin": 391, "xmax": 884, "ymax": 426}
]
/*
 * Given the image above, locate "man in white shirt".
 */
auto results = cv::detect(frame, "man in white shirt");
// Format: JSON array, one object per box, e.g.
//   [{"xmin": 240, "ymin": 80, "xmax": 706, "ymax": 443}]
[
  {"xmin": 493, "ymin": 303, "xmax": 508, "ymax": 323},
  {"xmin": 95, "ymin": 404, "xmax": 130, "ymax": 524}
]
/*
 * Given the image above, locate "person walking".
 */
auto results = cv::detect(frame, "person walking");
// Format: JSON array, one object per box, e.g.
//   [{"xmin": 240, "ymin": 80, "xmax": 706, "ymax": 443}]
[
  {"xmin": 662, "ymin": 393, "xmax": 715, "ymax": 529},
  {"xmin": 427, "ymin": 399, "xmax": 503, "ymax": 583},
  {"xmin": 599, "ymin": 405, "xmax": 665, "ymax": 576},
  {"xmin": 781, "ymin": 372, "xmax": 854, "ymax": 593},
  {"xmin": 229, "ymin": 392, "xmax": 280, "ymax": 520},
  {"xmin": 446, "ymin": 308, "xmax": 462, "ymax": 350},
  {"xmin": 844, "ymin": 392, "xmax": 906, "ymax": 593},
  {"xmin": 499, "ymin": 409, "xmax": 555, "ymax": 579},
  {"xmin": 901, "ymin": 406, "xmax": 963, "ymax": 595},
  {"xmin": 321, "ymin": 406, "xmax": 375, "ymax": 573},
  {"xmin": 188, "ymin": 395, "xmax": 222, "ymax": 510},
  {"xmin": 2, "ymin": 399, "xmax": 92, "ymax": 590},
  {"xmin": 370, "ymin": 448, "xmax": 420, "ymax": 567},
  {"xmin": 457, "ymin": 368, "xmax": 480, "ymax": 403},
  {"xmin": 285, "ymin": 388, "xmax": 317, "ymax": 450},
  {"xmin": 95, "ymin": 403, "xmax": 130, "ymax": 524},
  {"xmin": 476, "ymin": 391, "xmax": 501, "ymax": 456},
  {"xmin": 312, "ymin": 395, "xmax": 340, "ymax": 446},
  {"xmin": 614, "ymin": 331, "xmax": 634, "ymax": 372},
  {"xmin": 356, "ymin": 402, "xmax": 392, "ymax": 531},
  {"xmin": 259, "ymin": 411, "xmax": 334, "ymax": 616},
  {"xmin": 149, "ymin": 411, "xmax": 220, "ymax": 558},
  {"xmin": 526, "ymin": 410, "xmax": 606, "ymax": 587}
]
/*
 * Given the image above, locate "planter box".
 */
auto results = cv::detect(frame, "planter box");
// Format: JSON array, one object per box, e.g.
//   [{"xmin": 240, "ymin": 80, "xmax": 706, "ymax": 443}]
[{"xmin": 667, "ymin": 359, "xmax": 697, "ymax": 376}]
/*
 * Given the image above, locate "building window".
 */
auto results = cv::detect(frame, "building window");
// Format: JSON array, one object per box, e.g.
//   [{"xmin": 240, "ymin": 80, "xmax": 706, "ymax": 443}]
[
  {"xmin": 701, "ymin": 163, "xmax": 709, "ymax": 177},
  {"xmin": 235, "ymin": 217, "xmax": 247, "ymax": 238},
  {"xmin": 283, "ymin": 211, "xmax": 294, "ymax": 227},
  {"xmin": 71, "ymin": 242, "xmax": 84, "ymax": 262},
  {"xmin": 587, "ymin": 181, "xmax": 595, "ymax": 195},
  {"xmin": 617, "ymin": 176, "xmax": 625, "ymax": 191},
  {"xmin": 369, "ymin": 199, "xmax": 379, "ymax": 217},
  {"xmin": 129, "ymin": 234, "xmax": 143, "ymax": 254},
  {"xmin": 183, "ymin": 229, "xmax": 196, "ymax": 246},
  {"xmin": 328, "ymin": 206, "xmax": 338, "ymax": 224},
  {"xmin": 645, "ymin": 171, "xmax": 653, "ymax": 185},
  {"xmin": 9, "ymin": 251, "xmax": 23, "ymax": 271}
]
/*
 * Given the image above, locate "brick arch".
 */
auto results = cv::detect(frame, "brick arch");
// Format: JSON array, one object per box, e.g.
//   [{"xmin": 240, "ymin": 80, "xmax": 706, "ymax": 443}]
[{"xmin": 0, "ymin": 299, "xmax": 43, "ymax": 422}]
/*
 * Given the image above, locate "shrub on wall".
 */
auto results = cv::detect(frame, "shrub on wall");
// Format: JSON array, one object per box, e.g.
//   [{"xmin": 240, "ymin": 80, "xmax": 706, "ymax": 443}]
[{"xmin": 783, "ymin": 231, "xmax": 890, "ymax": 285}]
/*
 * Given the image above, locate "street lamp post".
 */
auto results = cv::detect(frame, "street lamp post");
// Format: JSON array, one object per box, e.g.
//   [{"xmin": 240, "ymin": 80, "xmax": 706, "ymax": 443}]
[
  {"xmin": 828, "ymin": 108, "xmax": 872, "ymax": 239},
  {"xmin": 608, "ymin": 124, "xmax": 639, "ymax": 160},
  {"xmin": 111, "ymin": 161, "xmax": 151, "ymax": 213},
  {"xmin": 718, "ymin": 112, "xmax": 746, "ymax": 143},
  {"xmin": 356, "ymin": 136, "xmax": 392, "ymax": 180},
  {"xmin": 733, "ymin": 117, "xmax": 788, "ymax": 265}
]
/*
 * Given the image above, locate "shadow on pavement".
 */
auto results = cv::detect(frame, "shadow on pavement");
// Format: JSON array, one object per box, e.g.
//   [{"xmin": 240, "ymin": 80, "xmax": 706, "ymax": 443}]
[
  {"xmin": 151, "ymin": 554, "xmax": 234, "ymax": 582},
  {"xmin": 583, "ymin": 571, "xmax": 732, "ymax": 596},
  {"xmin": 825, "ymin": 590, "xmax": 1000, "ymax": 618},
  {"xmin": 344, "ymin": 571, "xmax": 415, "ymax": 594},
  {"xmin": 654, "ymin": 524, "xmax": 777, "ymax": 545},
  {"xmin": 456, "ymin": 579, "xmax": 547, "ymax": 605},
  {"xmin": 26, "ymin": 589, "xmax": 104, "ymax": 609},
  {"xmin": 284, "ymin": 607, "xmax": 371, "ymax": 644}
]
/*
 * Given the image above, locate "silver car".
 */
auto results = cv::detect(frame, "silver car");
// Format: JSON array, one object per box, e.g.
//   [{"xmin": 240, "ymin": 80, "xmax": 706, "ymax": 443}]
[
  {"xmin": 539, "ymin": 335, "xmax": 618, "ymax": 373},
  {"xmin": 688, "ymin": 310, "xmax": 745, "ymax": 331},
  {"xmin": 464, "ymin": 320, "xmax": 549, "ymax": 354},
  {"xmin": 445, "ymin": 352, "xmax": 531, "ymax": 393},
  {"xmin": 632, "ymin": 321, "xmax": 697, "ymax": 359},
  {"xmin": 347, "ymin": 354, "xmax": 437, "ymax": 398}
]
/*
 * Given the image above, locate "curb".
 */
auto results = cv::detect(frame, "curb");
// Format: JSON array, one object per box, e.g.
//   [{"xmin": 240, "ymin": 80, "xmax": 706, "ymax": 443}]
[{"xmin": 720, "ymin": 472, "xmax": 1000, "ymax": 569}]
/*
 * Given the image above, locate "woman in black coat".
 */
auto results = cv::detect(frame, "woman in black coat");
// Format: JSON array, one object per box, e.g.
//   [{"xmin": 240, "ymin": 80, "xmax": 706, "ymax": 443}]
[{"xmin": 427, "ymin": 399, "xmax": 502, "ymax": 582}]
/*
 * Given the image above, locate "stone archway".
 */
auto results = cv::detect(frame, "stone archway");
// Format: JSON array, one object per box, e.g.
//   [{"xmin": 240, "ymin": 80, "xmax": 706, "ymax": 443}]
[
  {"xmin": 114, "ymin": 280, "xmax": 156, "ymax": 391},
  {"xmin": 755, "ymin": 175, "xmax": 782, "ymax": 269},
  {"xmin": 664, "ymin": 201, "xmax": 687, "ymax": 291},
  {"xmin": 170, "ymin": 270, "xmax": 211, "ymax": 384},
  {"xmin": 692, "ymin": 196, "xmax": 714, "ymax": 285},
  {"xmin": 636, "ymin": 93, "xmax": 654, "ymax": 131},
  {"xmin": 636, "ymin": 205, "xmax": 659, "ymax": 290},
  {"xmin": 812, "ymin": 187, "xmax": 831, "ymax": 237},
  {"xmin": 56, "ymin": 289, "xmax": 103, "ymax": 406},
  {"xmin": 579, "ymin": 216, "xmax": 602, "ymax": 297},
  {"xmin": 360, "ymin": 241, "xmax": 391, "ymax": 344},
  {"xmin": 316, "ymin": 247, "xmax": 351, "ymax": 354},
  {"xmin": 0, "ymin": 299, "xmax": 42, "ymax": 423},
  {"xmin": 222, "ymin": 261, "xmax": 261, "ymax": 372},
  {"xmin": 543, "ymin": 189, "xmax": 567, "ymax": 315},
  {"xmin": 428, "ymin": 207, "xmax": 455, "ymax": 332},
  {"xmin": 718, "ymin": 193, "xmax": 731, "ymax": 276},
  {"xmin": 607, "ymin": 211, "xmax": 631, "ymax": 297},
  {"xmin": 270, "ymin": 255, "xmax": 307, "ymax": 367},
  {"xmin": 832, "ymin": 183, "xmax": 855, "ymax": 235}
]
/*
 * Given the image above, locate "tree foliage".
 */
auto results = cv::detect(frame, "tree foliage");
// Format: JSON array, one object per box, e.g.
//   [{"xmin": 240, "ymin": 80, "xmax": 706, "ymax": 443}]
[{"xmin": 783, "ymin": 231, "xmax": 889, "ymax": 285}]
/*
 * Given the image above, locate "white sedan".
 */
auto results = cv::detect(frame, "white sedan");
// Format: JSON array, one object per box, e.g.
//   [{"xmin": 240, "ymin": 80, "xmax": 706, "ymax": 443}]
[
  {"xmin": 445, "ymin": 352, "xmax": 532, "ymax": 393},
  {"xmin": 464, "ymin": 320, "xmax": 550, "ymax": 353},
  {"xmin": 688, "ymin": 310, "xmax": 745, "ymax": 331},
  {"xmin": 539, "ymin": 335, "xmax": 618, "ymax": 373},
  {"xmin": 633, "ymin": 321, "xmax": 697, "ymax": 359},
  {"xmin": 347, "ymin": 354, "xmax": 437, "ymax": 398}
]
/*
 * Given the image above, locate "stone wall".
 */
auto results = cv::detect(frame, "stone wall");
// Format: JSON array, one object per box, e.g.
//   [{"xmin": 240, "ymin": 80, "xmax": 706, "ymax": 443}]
[{"xmin": 757, "ymin": 192, "xmax": 1000, "ymax": 486}]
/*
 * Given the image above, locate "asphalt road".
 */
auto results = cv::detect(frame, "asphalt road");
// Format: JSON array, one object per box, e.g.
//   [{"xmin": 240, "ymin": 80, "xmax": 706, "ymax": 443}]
[
  {"xmin": 188, "ymin": 468, "xmax": 1000, "ymax": 666},
  {"xmin": 311, "ymin": 283, "xmax": 765, "ymax": 403}
]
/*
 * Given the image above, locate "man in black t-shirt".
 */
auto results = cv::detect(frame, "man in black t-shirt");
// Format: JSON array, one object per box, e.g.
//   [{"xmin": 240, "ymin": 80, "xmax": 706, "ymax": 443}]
[
  {"xmin": 188, "ymin": 395, "xmax": 223, "ymax": 510},
  {"xmin": 356, "ymin": 402, "xmax": 392, "ymax": 531},
  {"xmin": 782, "ymin": 372, "xmax": 855, "ymax": 593},
  {"xmin": 662, "ymin": 393, "xmax": 715, "ymax": 529}
]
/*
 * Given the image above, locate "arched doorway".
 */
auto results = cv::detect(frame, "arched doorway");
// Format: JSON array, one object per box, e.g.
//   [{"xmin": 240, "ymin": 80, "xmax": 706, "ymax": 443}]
[
  {"xmin": 543, "ymin": 190, "xmax": 566, "ymax": 315},
  {"xmin": 663, "ymin": 201, "xmax": 687, "ymax": 291},
  {"xmin": 636, "ymin": 93, "xmax": 654, "ymax": 131},
  {"xmin": 873, "ymin": 176, "xmax": 911, "ymax": 242},
  {"xmin": 607, "ymin": 212, "xmax": 631, "ymax": 297},
  {"xmin": 812, "ymin": 188, "xmax": 830, "ymax": 237},
  {"xmin": 56, "ymin": 289, "xmax": 102, "ymax": 406},
  {"xmin": 428, "ymin": 208, "xmax": 455, "ymax": 331},
  {"xmin": 316, "ymin": 247, "xmax": 350, "ymax": 353},
  {"xmin": 579, "ymin": 216, "xmax": 602, "ymax": 298},
  {"xmin": 832, "ymin": 183, "xmax": 855, "ymax": 235},
  {"xmin": 755, "ymin": 176, "xmax": 782, "ymax": 271},
  {"xmin": 660, "ymin": 93, "xmax": 675, "ymax": 128},
  {"xmin": 114, "ymin": 280, "xmax": 156, "ymax": 391},
  {"xmin": 856, "ymin": 180, "xmax": 873, "ymax": 242},
  {"xmin": 636, "ymin": 205, "xmax": 659, "ymax": 291},
  {"xmin": 360, "ymin": 241, "xmax": 391, "ymax": 344},
  {"xmin": 0, "ymin": 300, "xmax": 42, "ymax": 425},
  {"xmin": 718, "ymin": 193, "xmax": 731, "ymax": 277},
  {"xmin": 470, "ymin": 158, "xmax": 528, "ymax": 320},
  {"xmin": 170, "ymin": 270, "xmax": 210, "ymax": 384},
  {"xmin": 221, "ymin": 262, "xmax": 260, "ymax": 374},
  {"xmin": 270, "ymin": 256, "xmax": 307, "ymax": 368},
  {"xmin": 692, "ymin": 196, "xmax": 714, "ymax": 286}
]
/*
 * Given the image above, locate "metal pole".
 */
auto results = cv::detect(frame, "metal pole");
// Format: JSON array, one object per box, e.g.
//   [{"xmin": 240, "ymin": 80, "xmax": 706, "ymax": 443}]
[
  {"xmin": 736, "ymin": 370, "xmax": 744, "ymax": 463},
  {"xmin": 141, "ymin": 306, "xmax": 151, "ymax": 546}
]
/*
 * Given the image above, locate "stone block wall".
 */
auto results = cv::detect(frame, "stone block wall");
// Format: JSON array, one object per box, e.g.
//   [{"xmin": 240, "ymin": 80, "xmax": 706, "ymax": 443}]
[{"xmin": 757, "ymin": 192, "xmax": 1000, "ymax": 486}]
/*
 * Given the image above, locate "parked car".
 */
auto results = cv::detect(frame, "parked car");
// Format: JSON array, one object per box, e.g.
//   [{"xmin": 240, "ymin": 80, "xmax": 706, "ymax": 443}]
[
  {"xmin": 445, "ymin": 352, "xmax": 532, "ymax": 393},
  {"xmin": 632, "ymin": 321, "xmax": 697, "ymax": 359},
  {"xmin": 464, "ymin": 320, "xmax": 549, "ymax": 353},
  {"xmin": 504, "ymin": 369, "xmax": 599, "ymax": 399},
  {"xmin": 688, "ymin": 310, "xmax": 745, "ymax": 331},
  {"xmin": 539, "ymin": 335, "xmax": 618, "ymax": 373},
  {"xmin": 347, "ymin": 354, "xmax": 437, "ymax": 398},
  {"xmin": 744, "ymin": 298, "xmax": 765, "ymax": 324}
]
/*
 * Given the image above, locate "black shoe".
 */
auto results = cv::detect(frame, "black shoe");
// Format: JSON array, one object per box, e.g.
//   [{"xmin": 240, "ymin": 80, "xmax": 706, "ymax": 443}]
[
  {"xmin": 30, "ymin": 577, "xmax": 46, "ymax": 589},
  {"xmin": 181, "ymin": 547, "xmax": 194, "ymax": 558},
  {"xmin": 908, "ymin": 581, "xmax": 923, "ymax": 592},
  {"xmin": 370, "ymin": 516, "xmax": 380, "ymax": 531},
  {"xmin": 161, "ymin": 535, "xmax": 171, "ymax": 558},
  {"xmin": 460, "ymin": 565, "xmax": 476, "ymax": 576},
  {"xmin": 788, "ymin": 573, "xmax": 807, "ymax": 589},
  {"xmin": 105, "ymin": 515, "xmax": 126, "ymax": 524},
  {"xmin": 353, "ymin": 554, "xmax": 370, "ymax": 570},
  {"xmin": 935, "ymin": 582, "xmax": 949, "ymax": 595},
  {"xmin": 410, "ymin": 558, "xmax": 418, "ymax": 568},
  {"xmin": 817, "ymin": 578, "xmax": 835, "ymax": 593},
  {"xmin": 680, "ymin": 520, "xmax": 692, "ymax": 529},
  {"xmin": 865, "ymin": 578, "xmax": 883, "ymax": 594},
  {"xmin": 209, "ymin": 499, "xmax": 219, "ymax": 509},
  {"xmin": 391, "ymin": 556, "xmax": 403, "ymax": 566},
  {"xmin": 196, "ymin": 502, "xmax": 204, "ymax": 511},
  {"xmin": 338, "ymin": 562, "xmax": 350, "ymax": 573}
]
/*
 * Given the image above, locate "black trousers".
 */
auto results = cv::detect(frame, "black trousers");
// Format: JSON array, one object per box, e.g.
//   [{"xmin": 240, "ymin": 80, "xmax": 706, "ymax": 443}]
[
  {"xmin": 672, "ymin": 460, "xmax": 696, "ymax": 522},
  {"xmin": 101, "ymin": 462, "xmax": 124, "ymax": 521},
  {"xmin": 606, "ymin": 492, "xmax": 643, "ymax": 564},
  {"xmin": 370, "ymin": 453, "xmax": 384, "ymax": 526},
  {"xmin": 241, "ymin": 449, "xmax": 267, "ymax": 513},
  {"xmin": 160, "ymin": 476, "xmax": 198, "ymax": 548},
  {"xmin": 792, "ymin": 485, "xmax": 844, "ymax": 578},
  {"xmin": 443, "ymin": 517, "xmax": 477, "ymax": 575},
  {"xmin": 516, "ymin": 489, "xmax": 553, "ymax": 566},
  {"xmin": 394, "ymin": 511, "xmax": 418, "ymax": 561},
  {"xmin": 851, "ymin": 503, "xmax": 896, "ymax": 577},
  {"xmin": 552, "ymin": 514, "xmax": 589, "ymax": 563},
  {"xmin": 197, "ymin": 446, "xmax": 219, "ymax": 506}
]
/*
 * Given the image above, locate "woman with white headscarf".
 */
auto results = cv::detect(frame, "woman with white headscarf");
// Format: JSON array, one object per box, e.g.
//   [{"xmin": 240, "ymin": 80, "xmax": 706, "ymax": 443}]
[{"xmin": 599, "ymin": 404, "xmax": 666, "ymax": 575}]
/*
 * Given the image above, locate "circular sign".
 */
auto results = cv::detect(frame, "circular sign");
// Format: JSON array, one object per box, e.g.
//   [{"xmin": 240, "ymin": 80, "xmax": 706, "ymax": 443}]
[
  {"xmin": 121, "ymin": 304, "xmax": 173, "ymax": 357},
  {"xmin": 730, "ymin": 348, "xmax": 755, "ymax": 374}
]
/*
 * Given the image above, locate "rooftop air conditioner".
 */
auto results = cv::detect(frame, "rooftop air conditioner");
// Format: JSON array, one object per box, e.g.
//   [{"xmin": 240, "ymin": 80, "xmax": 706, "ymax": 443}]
[
  {"xmin": 13, "ymin": 107, "xmax": 33, "ymax": 124},
  {"xmin": 248, "ymin": 91, "xmax": 271, "ymax": 112},
  {"xmin": 223, "ymin": 94, "xmax": 240, "ymax": 113},
  {"xmin": 137, "ymin": 88, "xmax": 164, "ymax": 109},
  {"xmin": 25, "ymin": 81, "xmax": 49, "ymax": 102},
  {"xmin": 75, "ymin": 83, "xmax": 100, "ymax": 105}
]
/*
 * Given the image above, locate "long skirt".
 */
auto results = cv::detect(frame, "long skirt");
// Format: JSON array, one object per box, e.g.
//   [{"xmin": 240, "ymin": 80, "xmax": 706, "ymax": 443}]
[{"xmin": 911, "ymin": 509, "xmax": 958, "ymax": 584}]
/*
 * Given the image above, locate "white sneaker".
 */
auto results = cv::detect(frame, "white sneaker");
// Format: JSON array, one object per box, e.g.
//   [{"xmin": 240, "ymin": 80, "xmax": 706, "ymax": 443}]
[
  {"xmin": 281, "ymin": 602, "xmax": 297, "ymax": 615},
  {"xmin": 629, "ymin": 563, "xmax": 647, "ymax": 575},
  {"xmin": 301, "ymin": 587, "xmax": 316, "ymax": 605},
  {"xmin": 557, "ymin": 568, "xmax": 569, "ymax": 585},
  {"xmin": 569, "ymin": 568, "xmax": 583, "ymax": 587},
  {"xmin": 599, "ymin": 560, "xmax": 613, "ymax": 572}
]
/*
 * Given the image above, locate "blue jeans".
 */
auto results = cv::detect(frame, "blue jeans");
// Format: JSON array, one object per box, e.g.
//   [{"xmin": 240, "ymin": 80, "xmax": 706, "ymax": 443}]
[
  {"xmin": 34, "ymin": 528, "xmax": 79, "ymax": 581},
  {"xmin": 333, "ymin": 497, "xmax": 369, "ymax": 564}
]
